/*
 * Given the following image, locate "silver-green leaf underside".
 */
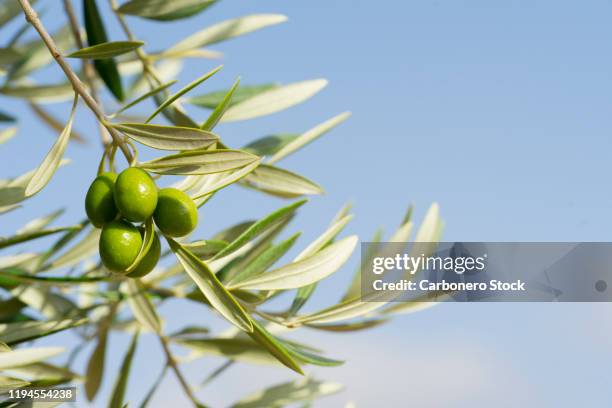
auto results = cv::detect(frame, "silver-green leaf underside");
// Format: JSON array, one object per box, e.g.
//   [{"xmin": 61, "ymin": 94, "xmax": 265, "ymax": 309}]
[
  {"xmin": 221, "ymin": 79, "xmax": 327, "ymax": 122},
  {"xmin": 117, "ymin": 0, "xmax": 217, "ymax": 21},
  {"xmin": 229, "ymin": 235, "xmax": 357, "ymax": 291},
  {"xmin": 243, "ymin": 164, "xmax": 323, "ymax": 198},
  {"xmin": 137, "ymin": 149, "xmax": 258, "ymax": 175},
  {"xmin": 113, "ymin": 123, "xmax": 218, "ymax": 150},
  {"xmin": 0, "ymin": 347, "xmax": 64, "ymax": 370}
]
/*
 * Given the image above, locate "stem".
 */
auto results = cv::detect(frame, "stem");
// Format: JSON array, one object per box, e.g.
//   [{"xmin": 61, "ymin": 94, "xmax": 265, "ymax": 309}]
[
  {"xmin": 108, "ymin": 0, "xmax": 162, "ymax": 87},
  {"xmin": 62, "ymin": 0, "xmax": 112, "ymax": 146},
  {"xmin": 158, "ymin": 335, "xmax": 202, "ymax": 407},
  {"xmin": 17, "ymin": 0, "xmax": 133, "ymax": 162}
]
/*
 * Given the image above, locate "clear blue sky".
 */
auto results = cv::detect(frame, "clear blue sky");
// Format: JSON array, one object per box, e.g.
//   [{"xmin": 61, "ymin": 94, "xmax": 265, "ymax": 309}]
[{"xmin": 2, "ymin": 0, "xmax": 612, "ymax": 406}]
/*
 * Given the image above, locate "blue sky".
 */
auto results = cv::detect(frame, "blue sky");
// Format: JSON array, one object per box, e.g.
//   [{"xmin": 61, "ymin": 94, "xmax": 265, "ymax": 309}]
[{"xmin": 2, "ymin": 0, "xmax": 612, "ymax": 406}]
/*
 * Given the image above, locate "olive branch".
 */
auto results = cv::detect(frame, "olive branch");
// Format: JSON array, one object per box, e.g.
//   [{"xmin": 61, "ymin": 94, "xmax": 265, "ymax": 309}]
[{"xmin": 0, "ymin": 1, "xmax": 443, "ymax": 407}]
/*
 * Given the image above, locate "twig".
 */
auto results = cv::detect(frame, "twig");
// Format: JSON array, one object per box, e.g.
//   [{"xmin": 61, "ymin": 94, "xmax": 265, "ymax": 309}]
[
  {"xmin": 158, "ymin": 334, "xmax": 202, "ymax": 408},
  {"xmin": 17, "ymin": 0, "xmax": 133, "ymax": 162},
  {"xmin": 62, "ymin": 0, "xmax": 112, "ymax": 146}
]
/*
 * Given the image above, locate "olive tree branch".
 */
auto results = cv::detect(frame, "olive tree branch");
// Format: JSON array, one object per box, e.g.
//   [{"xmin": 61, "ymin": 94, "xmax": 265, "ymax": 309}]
[
  {"xmin": 62, "ymin": 0, "xmax": 112, "ymax": 146},
  {"xmin": 158, "ymin": 334, "xmax": 203, "ymax": 408},
  {"xmin": 17, "ymin": 0, "xmax": 133, "ymax": 162}
]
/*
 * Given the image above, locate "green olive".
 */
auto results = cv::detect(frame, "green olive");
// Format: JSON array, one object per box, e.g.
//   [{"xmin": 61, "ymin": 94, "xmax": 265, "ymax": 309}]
[
  {"xmin": 126, "ymin": 230, "xmax": 161, "ymax": 278},
  {"xmin": 114, "ymin": 168, "xmax": 158, "ymax": 223},
  {"xmin": 85, "ymin": 172, "xmax": 118, "ymax": 228},
  {"xmin": 153, "ymin": 188, "xmax": 198, "ymax": 237},
  {"xmin": 99, "ymin": 220, "xmax": 142, "ymax": 273}
]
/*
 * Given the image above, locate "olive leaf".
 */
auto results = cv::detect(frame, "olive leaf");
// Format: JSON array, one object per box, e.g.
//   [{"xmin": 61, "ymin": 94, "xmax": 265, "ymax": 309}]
[
  {"xmin": 122, "ymin": 279, "xmax": 161, "ymax": 333},
  {"xmin": 0, "ymin": 318, "xmax": 87, "ymax": 346},
  {"xmin": 230, "ymin": 378, "xmax": 342, "ymax": 408},
  {"xmin": 201, "ymin": 77, "xmax": 240, "ymax": 131},
  {"xmin": 289, "ymin": 213, "xmax": 354, "ymax": 314},
  {"xmin": 221, "ymin": 79, "xmax": 328, "ymax": 122},
  {"xmin": 85, "ymin": 311, "xmax": 112, "ymax": 401},
  {"xmin": 0, "ymin": 347, "xmax": 64, "ymax": 370},
  {"xmin": 84, "ymin": 0, "xmax": 124, "ymax": 101},
  {"xmin": 187, "ymin": 160, "xmax": 261, "ymax": 199},
  {"xmin": 25, "ymin": 94, "xmax": 78, "ymax": 197},
  {"xmin": 0, "ymin": 0, "xmax": 37, "ymax": 27},
  {"xmin": 117, "ymin": 0, "xmax": 217, "ymax": 22},
  {"xmin": 245, "ymin": 319, "xmax": 303, "ymax": 374},
  {"xmin": 167, "ymin": 237, "xmax": 253, "ymax": 333},
  {"xmin": 267, "ymin": 112, "xmax": 352, "ymax": 165},
  {"xmin": 214, "ymin": 199, "xmax": 307, "ymax": 260},
  {"xmin": 177, "ymin": 337, "xmax": 286, "ymax": 367},
  {"xmin": 229, "ymin": 236, "xmax": 357, "ymax": 291},
  {"xmin": 109, "ymin": 331, "xmax": 139, "ymax": 408},
  {"xmin": 16, "ymin": 209, "xmax": 65, "ymax": 235},
  {"xmin": 67, "ymin": 41, "xmax": 144, "ymax": 59},
  {"xmin": 167, "ymin": 14, "xmax": 288, "ymax": 53},
  {"xmin": 44, "ymin": 227, "xmax": 100, "ymax": 271},
  {"xmin": 111, "ymin": 80, "xmax": 177, "ymax": 117},
  {"xmin": 9, "ymin": 25, "xmax": 75, "ymax": 80},
  {"xmin": 0, "ymin": 109, "xmax": 16, "ymax": 123},
  {"xmin": 145, "ymin": 65, "xmax": 222, "ymax": 123},
  {"xmin": 282, "ymin": 341, "xmax": 344, "ymax": 367},
  {"xmin": 243, "ymin": 134, "xmax": 299, "ymax": 157},
  {"xmin": 189, "ymin": 83, "xmax": 278, "ymax": 110},
  {"xmin": 0, "ymin": 127, "xmax": 17, "ymax": 144},
  {"xmin": 226, "ymin": 233, "xmax": 300, "ymax": 287},
  {"xmin": 113, "ymin": 123, "xmax": 218, "ymax": 151},
  {"xmin": 0, "ymin": 83, "xmax": 74, "ymax": 103},
  {"xmin": 0, "ymin": 226, "xmax": 79, "ymax": 250},
  {"xmin": 137, "ymin": 149, "xmax": 258, "ymax": 175},
  {"xmin": 243, "ymin": 164, "xmax": 323, "ymax": 198}
]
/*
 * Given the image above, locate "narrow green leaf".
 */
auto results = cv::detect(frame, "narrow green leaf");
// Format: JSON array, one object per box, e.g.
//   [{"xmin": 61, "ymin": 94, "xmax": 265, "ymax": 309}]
[
  {"xmin": 16, "ymin": 209, "xmax": 64, "ymax": 235},
  {"xmin": 0, "ymin": 318, "xmax": 87, "ymax": 346},
  {"xmin": 229, "ymin": 236, "xmax": 358, "ymax": 291},
  {"xmin": 85, "ymin": 313, "xmax": 111, "ymax": 401},
  {"xmin": 305, "ymin": 319, "xmax": 388, "ymax": 332},
  {"xmin": 214, "ymin": 199, "xmax": 306, "ymax": 260},
  {"xmin": 112, "ymin": 80, "xmax": 177, "ymax": 116},
  {"xmin": 168, "ymin": 14, "xmax": 287, "ymax": 53},
  {"xmin": 0, "ymin": 47, "xmax": 22, "ymax": 65},
  {"xmin": 246, "ymin": 320, "xmax": 303, "ymax": 374},
  {"xmin": 113, "ymin": 123, "xmax": 218, "ymax": 150},
  {"xmin": 0, "ymin": 226, "xmax": 79, "ymax": 250},
  {"xmin": 182, "ymin": 239, "xmax": 228, "ymax": 258},
  {"xmin": 189, "ymin": 160, "xmax": 260, "ymax": 199},
  {"xmin": 122, "ymin": 280, "xmax": 161, "ymax": 333},
  {"xmin": 290, "ymin": 295, "xmax": 388, "ymax": 326},
  {"xmin": 7, "ymin": 362, "xmax": 81, "ymax": 383},
  {"xmin": 0, "ymin": 127, "xmax": 17, "ymax": 144},
  {"xmin": 0, "ymin": 0, "xmax": 37, "ymax": 27},
  {"xmin": 167, "ymin": 238, "xmax": 253, "ymax": 332},
  {"xmin": 189, "ymin": 83, "xmax": 277, "ymax": 110},
  {"xmin": 45, "ymin": 227, "xmax": 100, "ymax": 271},
  {"xmin": 84, "ymin": 0, "xmax": 124, "ymax": 100},
  {"xmin": 201, "ymin": 77, "xmax": 240, "ymax": 130},
  {"xmin": 9, "ymin": 24, "xmax": 73, "ymax": 80},
  {"xmin": 177, "ymin": 337, "xmax": 284, "ymax": 366},
  {"xmin": 117, "ymin": 0, "xmax": 217, "ymax": 21},
  {"xmin": 0, "ymin": 83, "xmax": 74, "ymax": 102},
  {"xmin": 109, "ymin": 331, "xmax": 139, "ymax": 408},
  {"xmin": 137, "ymin": 149, "xmax": 258, "ymax": 175},
  {"xmin": 127, "ymin": 218, "xmax": 155, "ymax": 273},
  {"xmin": 0, "ymin": 375, "xmax": 29, "ymax": 390},
  {"xmin": 282, "ymin": 341, "xmax": 344, "ymax": 367},
  {"xmin": 222, "ymin": 79, "xmax": 327, "ymax": 122},
  {"xmin": 243, "ymin": 164, "xmax": 323, "ymax": 198},
  {"xmin": 0, "ymin": 347, "xmax": 63, "ymax": 370},
  {"xmin": 268, "ymin": 112, "xmax": 351, "ymax": 165},
  {"xmin": 226, "ymin": 233, "xmax": 300, "ymax": 287},
  {"xmin": 25, "ymin": 95, "xmax": 78, "ymax": 197},
  {"xmin": 243, "ymin": 134, "xmax": 298, "ymax": 157},
  {"xmin": 67, "ymin": 41, "xmax": 144, "ymax": 59},
  {"xmin": 146, "ymin": 65, "xmax": 222, "ymax": 123},
  {"xmin": 230, "ymin": 378, "xmax": 342, "ymax": 408}
]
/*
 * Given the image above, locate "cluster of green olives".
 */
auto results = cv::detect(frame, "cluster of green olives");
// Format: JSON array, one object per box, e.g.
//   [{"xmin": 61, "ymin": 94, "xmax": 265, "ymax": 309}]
[{"xmin": 85, "ymin": 167, "xmax": 198, "ymax": 277}]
